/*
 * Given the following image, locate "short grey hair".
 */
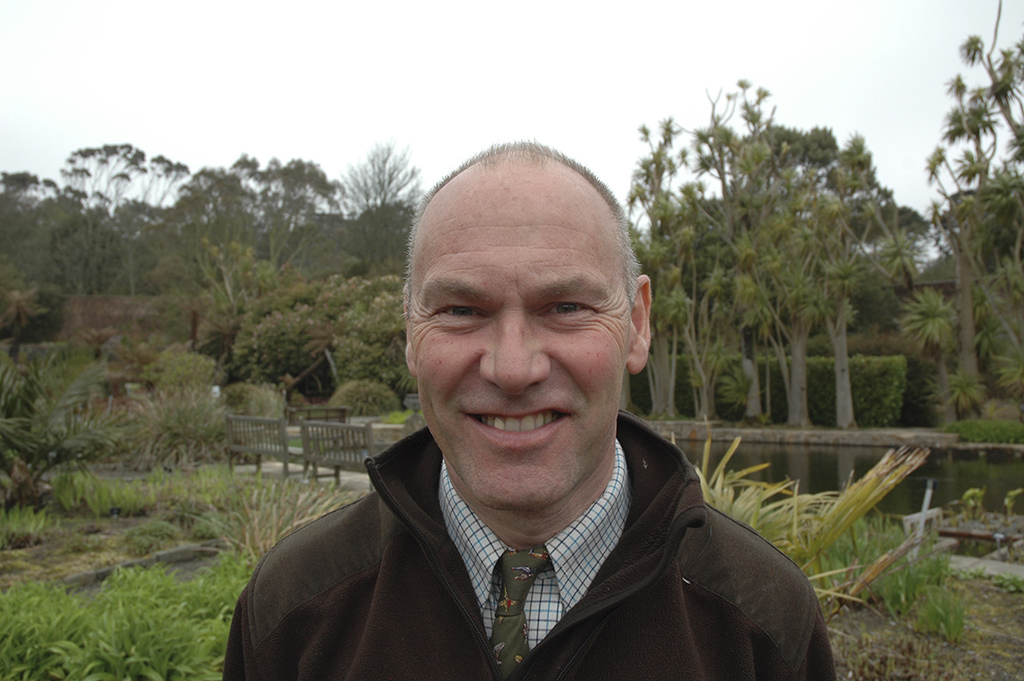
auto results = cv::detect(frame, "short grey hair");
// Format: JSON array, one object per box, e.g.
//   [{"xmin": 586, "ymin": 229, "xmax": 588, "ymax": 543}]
[{"xmin": 405, "ymin": 142, "xmax": 641, "ymax": 304}]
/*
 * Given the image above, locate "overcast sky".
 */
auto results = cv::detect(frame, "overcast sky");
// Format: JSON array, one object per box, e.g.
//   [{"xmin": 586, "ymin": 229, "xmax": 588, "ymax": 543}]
[{"xmin": 2, "ymin": 1, "xmax": 1022, "ymax": 218}]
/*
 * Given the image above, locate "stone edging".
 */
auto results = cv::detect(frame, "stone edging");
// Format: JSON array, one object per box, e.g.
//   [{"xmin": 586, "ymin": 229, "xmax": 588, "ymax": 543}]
[{"xmin": 62, "ymin": 540, "xmax": 226, "ymax": 588}]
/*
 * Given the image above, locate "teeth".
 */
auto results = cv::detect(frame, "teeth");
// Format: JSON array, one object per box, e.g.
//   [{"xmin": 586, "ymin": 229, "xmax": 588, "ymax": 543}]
[{"xmin": 484, "ymin": 410, "xmax": 557, "ymax": 432}]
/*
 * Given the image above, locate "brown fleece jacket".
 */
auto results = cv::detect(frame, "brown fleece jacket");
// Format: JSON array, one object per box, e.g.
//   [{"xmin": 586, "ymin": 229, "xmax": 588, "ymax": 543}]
[{"xmin": 222, "ymin": 412, "xmax": 836, "ymax": 680}]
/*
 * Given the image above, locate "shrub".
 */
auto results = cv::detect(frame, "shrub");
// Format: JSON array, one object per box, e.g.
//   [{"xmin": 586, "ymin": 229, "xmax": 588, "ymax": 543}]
[
  {"xmin": 944, "ymin": 419, "xmax": 1024, "ymax": 444},
  {"xmin": 143, "ymin": 346, "xmax": 219, "ymax": 391},
  {"xmin": 122, "ymin": 519, "xmax": 181, "ymax": 556},
  {"xmin": 222, "ymin": 382, "xmax": 284, "ymax": 418},
  {"xmin": 0, "ymin": 349, "xmax": 119, "ymax": 507},
  {"xmin": 126, "ymin": 388, "xmax": 227, "ymax": 468},
  {"xmin": 329, "ymin": 379, "xmax": 400, "ymax": 417},
  {"xmin": 211, "ymin": 479, "xmax": 360, "ymax": 561}
]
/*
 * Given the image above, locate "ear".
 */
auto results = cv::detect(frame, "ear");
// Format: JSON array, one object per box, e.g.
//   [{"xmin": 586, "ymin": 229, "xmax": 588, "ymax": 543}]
[{"xmin": 625, "ymin": 275, "xmax": 651, "ymax": 375}]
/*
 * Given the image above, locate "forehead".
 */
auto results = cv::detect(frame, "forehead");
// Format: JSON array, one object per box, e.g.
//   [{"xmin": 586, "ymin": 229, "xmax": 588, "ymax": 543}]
[{"xmin": 411, "ymin": 160, "xmax": 620, "ymax": 282}]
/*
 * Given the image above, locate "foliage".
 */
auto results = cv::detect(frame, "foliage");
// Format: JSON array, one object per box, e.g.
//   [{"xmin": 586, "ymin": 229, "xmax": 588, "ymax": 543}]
[
  {"xmin": 958, "ymin": 487, "xmax": 987, "ymax": 522},
  {"xmin": 915, "ymin": 585, "xmax": 966, "ymax": 643},
  {"xmin": 1005, "ymin": 487, "xmax": 1023, "ymax": 516},
  {"xmin": 0, "ymin": 349, "xmax": 119, "ymax": 507},
  {"xmin": 946, "ymin": 367, "xmax": 987, "ymax": 419},
  {"xmin": 50, "ymin": 469, "xmax": 91, "ymax": 511},
  {"xmin": 329, "ymin": 379, "xmax": 401, "ymax": 417},
  {"xmin": 142, "ymin": 346, "xmax": 220, "ymax": 391},
  {"xmin": 210, "ymin": 478, "xmax": 359, "ymax": 561},
  {"xmin": 381, "ymin": 409, "xmax": 417, "ymax": 425},
  {"xmin": 125, "ymin": 388, "xmax": 227, "ymax": 469},
  {"xmin": 692, "ymin": 434, "xmax": 929, "ymax": 607},
  {"xmin": 83, "ymin": 478, "xmax": 156, "ymax": 519},
  {"xmin": 631, "ymin": 353, "xmax": 908, "ymax": 427},
  {"xmin": 943, "ymin": 418, "xmax": 1024, "ymax": 444},
  {"xmin": 831, "ymin": 628, "xmax": 959, "ymax": 680},
  {"xmin": 222, "ymin": 381, "xmax": 285, "ymax": 418},
  {"xmin": 992, "ymin": 572, "xmax": 1024, "ymax": 593},
  {"xmin": 0, "ymin": 505, "xmax": 51, "ymax": 549},
  {"xmin": 121, "ymin": 519, "xmax": 181, "ymax": 556},
  {"xmin": 229, "ymin": 274, "xmax": 408, "ymax": 399},
  {"xmin": 0, "ymin": 553, "xmax": 251, "ymax": 680},
  {"xmin": 874, "ymin": 552, "xmax": 950, "ymax": 618}
]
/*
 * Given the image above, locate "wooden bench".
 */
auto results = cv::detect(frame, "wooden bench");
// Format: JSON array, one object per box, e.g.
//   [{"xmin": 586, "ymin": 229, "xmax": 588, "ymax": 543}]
[
  {"xmin": 224, "ymin": 414, "xmax": 304, "ymax": 477},
  {"xmin": 286, "ymin": 405, "xmax": 349, "ymax": 425},
  {"xmin": 299, "ymin": 420, "xmax": 378, "ymax": 483}
]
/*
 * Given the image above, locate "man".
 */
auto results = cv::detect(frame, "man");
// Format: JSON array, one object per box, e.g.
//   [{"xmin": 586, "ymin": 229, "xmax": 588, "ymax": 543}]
[{"xmin": 222, "ymin": 143, "xmax": 836, "ymax": 680}]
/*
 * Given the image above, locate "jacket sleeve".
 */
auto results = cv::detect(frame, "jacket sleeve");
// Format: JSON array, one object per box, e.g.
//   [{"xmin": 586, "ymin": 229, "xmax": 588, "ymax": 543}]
[
  {"xmin": 797, "ymin": 605, "xmax": 837, "ymax": 680},
  {"xmin": 222, "ymin": 586, "xmax": 252, "ymax": 681}
]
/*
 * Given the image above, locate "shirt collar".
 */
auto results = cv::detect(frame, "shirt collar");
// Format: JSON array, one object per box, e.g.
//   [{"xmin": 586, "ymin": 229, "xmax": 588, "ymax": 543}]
[{"xmin": 439, "ymin": 441, "xmax": 631, "ymax": 615}]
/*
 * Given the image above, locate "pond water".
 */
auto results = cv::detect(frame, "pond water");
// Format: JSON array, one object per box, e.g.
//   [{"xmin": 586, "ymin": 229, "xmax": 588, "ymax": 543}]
[{"xmin": 675, "ymin": 440, "xmax": 1024, "ymax": 517}]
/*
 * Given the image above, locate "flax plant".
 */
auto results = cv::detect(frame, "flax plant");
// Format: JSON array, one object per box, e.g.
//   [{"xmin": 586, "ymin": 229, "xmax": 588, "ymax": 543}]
[
  {"xmin": 692, "ymin": 434, "xmax": 930, "ymax": 608},
  {"xmin": 212, "ymin": 478, "xmax": 362, "ymax": 561}
]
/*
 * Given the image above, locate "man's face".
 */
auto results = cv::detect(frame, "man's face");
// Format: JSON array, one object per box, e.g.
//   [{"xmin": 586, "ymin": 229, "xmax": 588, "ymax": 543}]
[{"xmin": 406, "ymin": 160, "xmax": 651, "ymax": 525}]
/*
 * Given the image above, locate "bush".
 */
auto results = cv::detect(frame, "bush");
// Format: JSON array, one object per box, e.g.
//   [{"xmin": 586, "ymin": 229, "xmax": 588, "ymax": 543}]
[
  {"xmin": 143, "ymin": 346, "xmax": 219, "ymax": 391},
  {"xmin": 222, "ymin": 382, "xmax": 284, "ymax": 418},
  {"xmin": 121, "ymin": 519, "xmax": 180, "ymax": 556},
  {"xmin": 944, "ymin": 419, "xmax": 1024, "ymax": 444},
  {"xmin": 126, "ymin": 389, "xmax": 227, "ymax": 469},
  {"xmin": 329, "ymin": 379, "xmax": 400, "ymax": 417},
  {"xmin": 211, "ymin": 479, "xmax": 360, "ymax": 561}
]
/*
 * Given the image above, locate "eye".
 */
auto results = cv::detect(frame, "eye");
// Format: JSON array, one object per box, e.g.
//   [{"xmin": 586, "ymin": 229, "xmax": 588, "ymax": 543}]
[
  {"xmin": 554, "ymin": 303, "xmax": 580, "ymax": 314},
  {"xmin": 448, "ymin": 306, "xmax": 475, "ymax": 316}
]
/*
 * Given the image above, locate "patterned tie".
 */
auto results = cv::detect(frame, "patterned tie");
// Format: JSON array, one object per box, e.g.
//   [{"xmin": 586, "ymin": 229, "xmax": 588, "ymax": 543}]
[{"xmin": 490, "ymin": 546, "xmax": 551, "ymax": 678}]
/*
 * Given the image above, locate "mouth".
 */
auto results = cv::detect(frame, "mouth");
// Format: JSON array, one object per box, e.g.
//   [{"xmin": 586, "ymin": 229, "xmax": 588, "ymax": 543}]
[{"xmin": 475, "ymin": 410, "xmax": 563, "ymax": 432}]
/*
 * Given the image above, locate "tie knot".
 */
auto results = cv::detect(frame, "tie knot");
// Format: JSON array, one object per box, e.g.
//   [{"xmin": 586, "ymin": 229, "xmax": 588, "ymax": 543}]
[{"xmin": 496, "ymin": 546, "xmax": 550, "ymax": 613}]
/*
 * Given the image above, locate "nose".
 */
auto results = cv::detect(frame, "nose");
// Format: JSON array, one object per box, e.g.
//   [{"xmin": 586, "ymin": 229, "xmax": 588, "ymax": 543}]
[{"xmin": 479, "ymin": 314, "xmax": 550, "ymax": 395}]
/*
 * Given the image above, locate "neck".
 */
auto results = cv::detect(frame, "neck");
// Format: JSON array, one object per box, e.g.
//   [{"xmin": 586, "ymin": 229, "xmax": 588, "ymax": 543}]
[{"xmin": 448, "ymin": 457, "xmax": 615, "ymax": 550}]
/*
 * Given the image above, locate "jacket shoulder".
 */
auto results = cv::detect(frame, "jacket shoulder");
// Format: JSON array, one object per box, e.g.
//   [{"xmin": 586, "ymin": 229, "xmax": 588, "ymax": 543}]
[
  {"xmin": 246, "ymin": 492, "xmax": 403, "ymax": 646},
  {"xmin": 677, "ymin": 507, "xmax": 822, "ymax": 673}
]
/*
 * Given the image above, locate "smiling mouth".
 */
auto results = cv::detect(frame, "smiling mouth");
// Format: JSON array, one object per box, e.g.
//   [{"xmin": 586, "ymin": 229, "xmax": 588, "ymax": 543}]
[{"xmin": 476, "ymin": 410, "xmax": 563, "ymax": 432}]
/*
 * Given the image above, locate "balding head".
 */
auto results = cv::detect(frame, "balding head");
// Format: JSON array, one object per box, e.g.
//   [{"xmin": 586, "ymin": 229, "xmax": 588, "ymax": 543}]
[{"xmin": 406, "ymin": 142, "xmax": 640, "ymax": 304}]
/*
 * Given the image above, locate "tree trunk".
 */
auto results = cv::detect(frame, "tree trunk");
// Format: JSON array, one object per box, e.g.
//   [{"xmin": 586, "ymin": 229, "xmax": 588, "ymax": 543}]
[
  {"xmin": 954, "ymin": 244, "xmax": 979, "ymax": 378},
  {"xmin": 936, "ymin": 357, "xmax": 957, "ymax": 424},
  {"xmin": 786, "ymin": 319, "xmax": 812, "ymax": 428},
  {"xmin": 741, "ymin": 326, "xmax": 762, "ymax": 421},
  {"xmin": 648, "ymin": 333, "xmax": 676, "ymax": 417},
  {"xmin": 826, "ymin": 309, "xmax": 856, "ymax": 430}
]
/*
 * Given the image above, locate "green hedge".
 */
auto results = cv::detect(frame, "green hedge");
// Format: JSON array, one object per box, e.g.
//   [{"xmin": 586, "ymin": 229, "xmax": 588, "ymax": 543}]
[
  {"xmin": 631, "ymin": 354, "xmax": 907, "ymax": 428},
  {"xmin": 944, "ymin": 419, "xmax": 1024, "ymax": 444}
]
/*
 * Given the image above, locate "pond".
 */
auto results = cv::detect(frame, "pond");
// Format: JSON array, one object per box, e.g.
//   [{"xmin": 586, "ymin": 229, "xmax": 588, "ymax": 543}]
[{"xmin": 676, "ymin": 440, "xmax": 1024, "ymax": 517}]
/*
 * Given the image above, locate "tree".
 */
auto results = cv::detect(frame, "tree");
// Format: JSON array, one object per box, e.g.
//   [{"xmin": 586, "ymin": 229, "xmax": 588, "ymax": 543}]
[
  {"xmin": 629, "ymin": 120, "xmax": 688, "ymax": 416},
  {"xmin": 338, "ymin": 143, "xmax": 422, "ymax": 277},
  {"xmin": 926, "ymin": 3, "xmax": 1024, "ymax": 386},
  {"xmin": 900, "ymin": 287, "xmax": 957, "ymax": 423},
  {"xmin": 690, "ymin": 84, "xmax": 795, "ymax": 423},
  {"xmin": 0, "ymin": 289, "xmax": 42, "ymax": 362},
  {"xmin": 340, "ymin": 142, "xmax": 421, "ymax": 215}
]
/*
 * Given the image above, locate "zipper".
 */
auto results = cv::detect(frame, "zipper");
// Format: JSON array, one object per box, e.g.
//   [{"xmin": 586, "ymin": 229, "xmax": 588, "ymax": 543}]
[{"xmin": 366, "ymin": 459, "xmax": 503, "ymax": 681}]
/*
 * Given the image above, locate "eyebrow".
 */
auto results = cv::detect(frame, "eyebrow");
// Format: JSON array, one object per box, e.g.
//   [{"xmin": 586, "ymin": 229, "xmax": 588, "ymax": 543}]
[{"xmin": 417, "ymin": 274, "xmax": 611, "ymax": 306}]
